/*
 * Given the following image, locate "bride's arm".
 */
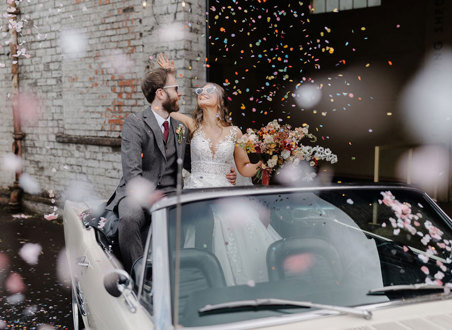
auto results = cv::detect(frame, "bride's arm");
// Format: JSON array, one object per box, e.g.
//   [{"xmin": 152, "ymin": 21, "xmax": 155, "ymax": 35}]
[
  {"xmin": 170, "ymin": 112, "xmax": 196, "ymax": 133},
  {"xmin": 234, "ymin": 129, "xmax": 262, "ymax": 177}
]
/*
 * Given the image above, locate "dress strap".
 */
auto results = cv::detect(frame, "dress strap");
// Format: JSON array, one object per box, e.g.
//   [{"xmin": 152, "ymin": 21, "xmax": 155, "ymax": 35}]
[{"xmin": 230, "ymin": 126, "xmax": 239, "ymax": 142}]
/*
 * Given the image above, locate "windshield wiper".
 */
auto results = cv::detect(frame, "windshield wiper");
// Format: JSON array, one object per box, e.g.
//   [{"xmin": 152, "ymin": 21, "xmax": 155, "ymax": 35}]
[
  {"xmin": 199, "ymin": 298, "xmax": 372, "ymax": 320},
  {"xmin": 368, "ymin": 284, "xmax": 451, "ymax": 295}
]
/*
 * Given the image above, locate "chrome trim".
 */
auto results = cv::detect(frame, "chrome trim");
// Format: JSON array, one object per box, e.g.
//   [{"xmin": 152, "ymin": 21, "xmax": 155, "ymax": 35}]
[
  {"xmin": 152, "ymin": 208, "xmax": 173, "ymax": 330},
  {"xmin": 138, "ymin": 224, "xmax": 152, "ymax": 301},
  {"xmin": 77, "ymin": 256, "xmax": 89, "ymax": 268},
  {"xmin": 150, "ymin": 185, "xmax": 422, "ymax": 211},
  {"xmin": 423, "ymin": 192, "xmax": 452, "ymax": 223},
  {"xmin": 75, "ymin": 280, "xmax": 87, "ymax": 316}
]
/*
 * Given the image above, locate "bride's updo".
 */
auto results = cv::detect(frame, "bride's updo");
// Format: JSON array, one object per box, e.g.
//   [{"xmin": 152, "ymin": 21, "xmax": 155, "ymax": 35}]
[{"xmin": 191, "ymin": 82, "xmax": 232, "ymax": 139}]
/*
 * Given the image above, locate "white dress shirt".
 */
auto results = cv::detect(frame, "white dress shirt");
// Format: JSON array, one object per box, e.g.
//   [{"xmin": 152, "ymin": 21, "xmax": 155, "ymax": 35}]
[{"xmin": 151, "ymin": 110, "xmax": 170, "ymax": 133}]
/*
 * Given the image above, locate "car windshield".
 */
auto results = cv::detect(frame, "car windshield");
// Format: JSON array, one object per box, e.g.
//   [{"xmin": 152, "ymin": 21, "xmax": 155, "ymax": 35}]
[{"xmin": 166, "ymin": 187, "xmax": 452, "ymax": 327}]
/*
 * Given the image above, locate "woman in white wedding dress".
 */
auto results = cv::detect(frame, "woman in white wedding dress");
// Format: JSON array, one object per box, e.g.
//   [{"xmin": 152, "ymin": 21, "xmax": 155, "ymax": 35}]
[{"xmin": 170, "ymin": 82, "xmax": 281, "ymax": 286}]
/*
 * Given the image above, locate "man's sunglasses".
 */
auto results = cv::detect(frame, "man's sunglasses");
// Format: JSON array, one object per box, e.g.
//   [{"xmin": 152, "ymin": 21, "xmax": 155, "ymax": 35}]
[
  {"xmin": 162, "ymin": 84, "xmax": 179, "ymax": 92},
  {"xmin": 194, "ymin": 86, "xmax": 217, "ymax": 95}
]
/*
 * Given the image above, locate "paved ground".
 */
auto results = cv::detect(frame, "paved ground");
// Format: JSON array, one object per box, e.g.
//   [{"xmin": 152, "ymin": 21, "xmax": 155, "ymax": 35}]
[{"xmin": 0, "ymin": 206, "xmax": 72, "ymax": 329}]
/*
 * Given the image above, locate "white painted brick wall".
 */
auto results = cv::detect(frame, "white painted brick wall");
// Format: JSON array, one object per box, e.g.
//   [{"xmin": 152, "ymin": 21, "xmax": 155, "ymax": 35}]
[{"xmin": 0, "ymin": 0, "xmax": 206, "ymax": 199}]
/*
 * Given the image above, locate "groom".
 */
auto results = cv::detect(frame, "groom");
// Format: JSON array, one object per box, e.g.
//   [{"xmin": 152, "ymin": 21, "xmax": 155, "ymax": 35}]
[{"xmin": 106, "ymin": 65, "xmax": 236, "ymax": 272}]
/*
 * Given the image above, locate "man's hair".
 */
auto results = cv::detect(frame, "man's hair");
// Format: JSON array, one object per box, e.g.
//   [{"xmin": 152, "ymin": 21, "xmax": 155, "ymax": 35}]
[{"xmin": 141, "ymin": 67, "xmax": 175, "ymax": 103}]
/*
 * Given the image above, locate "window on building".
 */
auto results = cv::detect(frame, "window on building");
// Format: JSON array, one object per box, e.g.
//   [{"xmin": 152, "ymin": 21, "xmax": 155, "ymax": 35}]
[{"xmin": 311, "ymin": 0, "xmax": 381, "ymax": 14}]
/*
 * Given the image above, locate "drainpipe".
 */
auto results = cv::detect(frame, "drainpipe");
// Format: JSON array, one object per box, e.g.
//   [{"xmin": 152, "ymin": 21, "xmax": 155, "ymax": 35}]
[{"xmin": 8, "ymin": 1, "xmax": 24, "ymax": 211}]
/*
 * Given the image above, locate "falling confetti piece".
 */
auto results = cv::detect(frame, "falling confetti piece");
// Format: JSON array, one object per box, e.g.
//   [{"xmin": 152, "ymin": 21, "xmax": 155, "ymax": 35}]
[
  {"xmin": 420, "ymin": 266, "xmax": 430, "ymax": 275},
  {"xmin": 247, "ymin": 280, "xmax": 256, "ymax": 287},
  {"xmin": 44, "ymin": 213, "xmax": 58, "ymax": 221},
  {"xmin": 19, "ymin": 243, "xmax": 42, "ymax": 265}
]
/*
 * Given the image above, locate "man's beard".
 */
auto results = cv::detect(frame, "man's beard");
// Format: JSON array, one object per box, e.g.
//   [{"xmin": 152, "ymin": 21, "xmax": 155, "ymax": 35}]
[{"xmin": 162, "ymin": 96, "xmax": 179, "ymax": 113}]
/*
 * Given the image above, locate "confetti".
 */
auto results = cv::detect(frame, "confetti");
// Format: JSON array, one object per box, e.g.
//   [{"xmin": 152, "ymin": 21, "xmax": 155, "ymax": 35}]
[
  {"xmin": 420, "ymin": 266, "xmax": 429, "ymax": 275},
  {"xmin": 19, "ymin": 243, "xmax": 42, "ymax": 265},
  {"xmin": 44, "ymin": 213, "xmax": 58, "ymax": 221}
]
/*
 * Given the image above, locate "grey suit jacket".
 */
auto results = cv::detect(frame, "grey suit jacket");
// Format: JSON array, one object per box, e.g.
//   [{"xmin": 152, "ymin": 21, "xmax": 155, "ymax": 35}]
[{"xmin": 106, "ymin": 106, "xmax": 189, "ymax": 211}]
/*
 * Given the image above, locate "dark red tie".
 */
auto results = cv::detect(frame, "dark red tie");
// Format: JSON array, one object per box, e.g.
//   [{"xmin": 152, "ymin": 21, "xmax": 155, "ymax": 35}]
[{"xmin": 163, "ymin": 121, "xmax": 169, "ymax": 142}]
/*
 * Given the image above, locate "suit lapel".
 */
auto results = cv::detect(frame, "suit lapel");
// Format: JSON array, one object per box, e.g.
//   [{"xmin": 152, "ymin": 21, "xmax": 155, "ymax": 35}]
[
  {"xmin": 171, "ymin": 117, "xmax": 183, "ymax": 160},
  {"xmin": 143, "ymin": 107, "xmax": 166, "ymax": 159}
]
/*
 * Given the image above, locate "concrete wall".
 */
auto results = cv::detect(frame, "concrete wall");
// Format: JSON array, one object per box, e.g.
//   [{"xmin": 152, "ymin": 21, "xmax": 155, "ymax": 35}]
[{"xmin": 0, "ymin": 0, "xmax": 206, "ymax": 203}]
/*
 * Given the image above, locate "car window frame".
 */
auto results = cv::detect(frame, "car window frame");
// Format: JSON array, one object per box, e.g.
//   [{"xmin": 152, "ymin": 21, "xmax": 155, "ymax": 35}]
[{"xmin": 140, "ymin": 207, "xmax": 173, "ymax": 329}]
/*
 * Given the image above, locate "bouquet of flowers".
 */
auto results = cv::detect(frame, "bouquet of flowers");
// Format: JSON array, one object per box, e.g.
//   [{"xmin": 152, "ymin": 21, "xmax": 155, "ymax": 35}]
[{"xmin": 237, "ymin": 120, "xmax": 338, "ymax": 184}]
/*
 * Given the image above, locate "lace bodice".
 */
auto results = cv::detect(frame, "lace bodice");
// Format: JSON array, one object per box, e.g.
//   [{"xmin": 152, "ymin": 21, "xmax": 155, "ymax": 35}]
[{"xmin": 185, "ymin": 126, "xmax": 239, "ymax": 188}]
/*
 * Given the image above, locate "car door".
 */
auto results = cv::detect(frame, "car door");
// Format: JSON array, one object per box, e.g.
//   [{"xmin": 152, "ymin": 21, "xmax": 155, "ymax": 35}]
[
  {"xmin": 64, "ymin": 201, "xmax": 154, "ymax": 329},
  {"xmin": 80, "ymin": 234, "xmax": 154, "ymax": 329}
]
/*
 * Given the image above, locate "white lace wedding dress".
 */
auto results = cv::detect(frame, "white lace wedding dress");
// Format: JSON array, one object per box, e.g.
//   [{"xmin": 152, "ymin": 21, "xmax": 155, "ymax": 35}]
[{"xmin": 184, "ymin": 126, "xmax": 281, "ymax": 286}]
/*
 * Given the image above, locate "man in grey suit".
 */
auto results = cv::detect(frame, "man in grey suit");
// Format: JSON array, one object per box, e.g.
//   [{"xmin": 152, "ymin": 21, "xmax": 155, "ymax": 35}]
[
  {"xmin": 106, "ymin": 66, "xmax": 186, "ymax": 272},
  {"xmin": 106, "ymin": 66, "xmax": 235, "ymax": 272}
]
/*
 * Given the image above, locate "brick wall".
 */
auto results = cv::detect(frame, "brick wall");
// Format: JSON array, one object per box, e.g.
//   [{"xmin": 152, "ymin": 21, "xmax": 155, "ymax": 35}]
[{"xmin": 0, "ymin": 0, "xmax": 206, "ymax": 202}]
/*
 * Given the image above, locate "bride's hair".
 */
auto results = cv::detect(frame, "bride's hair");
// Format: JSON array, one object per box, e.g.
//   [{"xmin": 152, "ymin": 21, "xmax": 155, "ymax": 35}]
[{"xmin": 190, "ymin": 82, "xmax": 232, "ymax": 139}]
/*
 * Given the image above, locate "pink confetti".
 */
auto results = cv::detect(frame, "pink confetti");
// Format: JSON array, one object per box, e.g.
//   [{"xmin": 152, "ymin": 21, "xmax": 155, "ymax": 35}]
[
  {"xmin": 0, "ymin": 253, "xmax": 9, "ymax": 271},
  {"xmin": 419, "ymin": 254, "xmax": 429, "ymax": 263},
  {"xmin": 420, "ymin": 266, "xmax": 429, "ymax": 275},
  {"xmin": 434, "ymin": 271, "xmax": 445, "ymax": 280},
  {"xmin": 44, "ymin": 213, "xmax": 58, "ymax": 221},
  {"xmin": 5, "ymin": 272, "xmax": 26, "ymax": 294},
  {"xmin": 283, "ymin": 253, "xmax": 315, "ymax": 274}
]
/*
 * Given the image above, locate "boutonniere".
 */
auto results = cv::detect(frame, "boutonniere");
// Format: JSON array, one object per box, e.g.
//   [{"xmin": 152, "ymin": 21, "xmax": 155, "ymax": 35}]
[{"xmin": 176, "ymin": 124, "xmax": 185, "ymax": 143}]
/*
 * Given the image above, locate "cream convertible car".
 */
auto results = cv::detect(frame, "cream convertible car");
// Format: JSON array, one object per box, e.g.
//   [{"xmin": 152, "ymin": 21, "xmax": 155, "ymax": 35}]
[{"xmin": 64, "ymin": 185, "xmax": 452, "ymax": 330}]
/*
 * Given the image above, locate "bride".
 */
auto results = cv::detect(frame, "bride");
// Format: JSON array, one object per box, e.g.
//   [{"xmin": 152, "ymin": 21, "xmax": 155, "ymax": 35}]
[
  {"xmin": 170, "ymin": 82, "xmax": 281, "ymax": 286},
  {"xmin": 173, "ymin": 83, "xmax": 259, "ymax": 188}
]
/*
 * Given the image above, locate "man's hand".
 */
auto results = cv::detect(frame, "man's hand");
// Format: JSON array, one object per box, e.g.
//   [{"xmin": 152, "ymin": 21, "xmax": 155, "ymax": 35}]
[
  {"xmin": 156, "ymin": 53, "xmax": 174, "ymax": 70},
  {"xmin": 226, "ymin": 167, "xmax": 237, "ymax": 185}
]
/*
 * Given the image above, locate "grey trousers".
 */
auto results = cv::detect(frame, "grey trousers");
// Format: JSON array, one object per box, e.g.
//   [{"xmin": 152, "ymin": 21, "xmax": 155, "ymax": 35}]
[{"xmin": 117, "ymin": 197, "xmax": 150, "ymax": 272}]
